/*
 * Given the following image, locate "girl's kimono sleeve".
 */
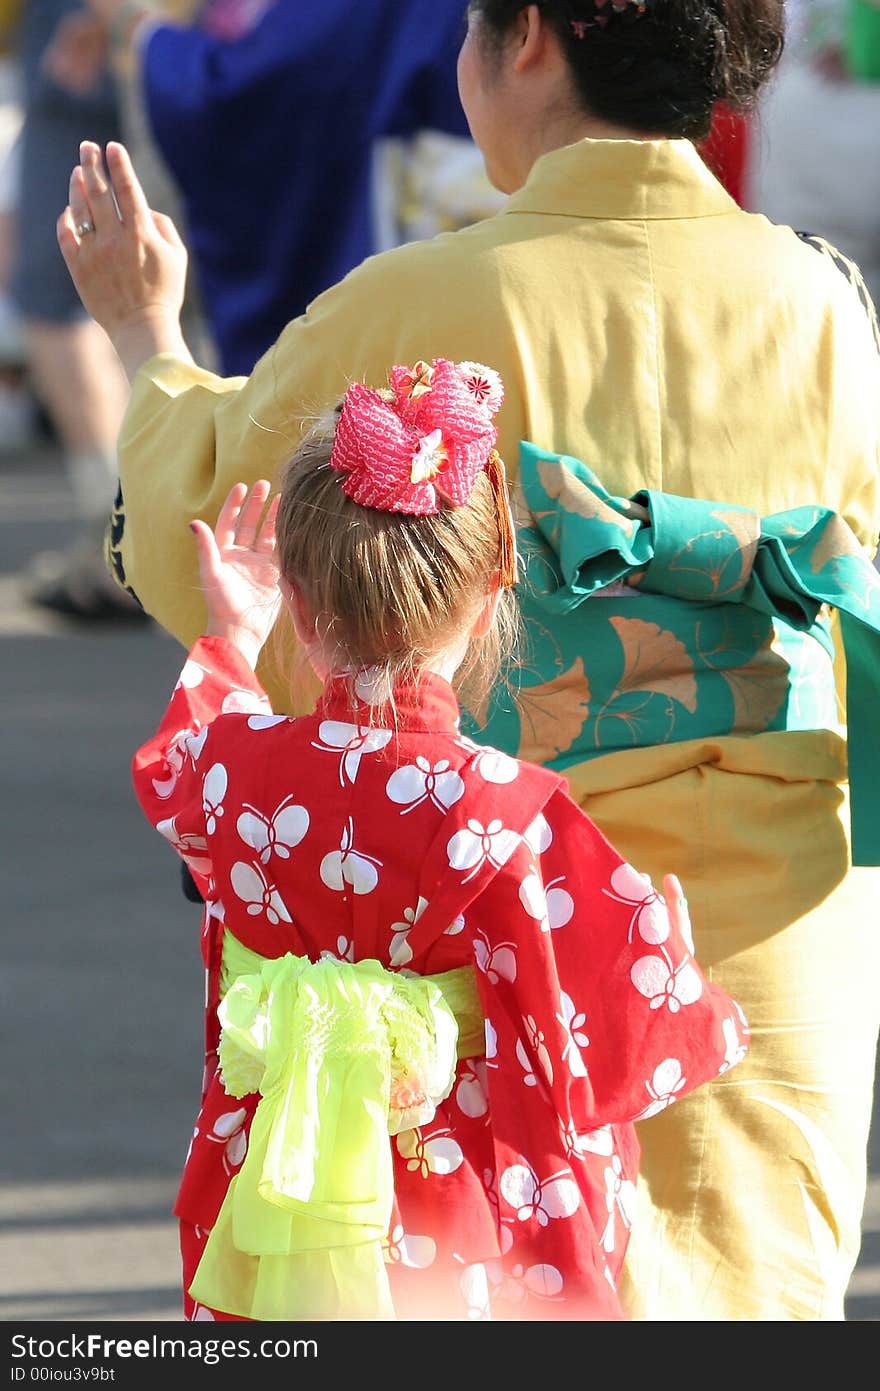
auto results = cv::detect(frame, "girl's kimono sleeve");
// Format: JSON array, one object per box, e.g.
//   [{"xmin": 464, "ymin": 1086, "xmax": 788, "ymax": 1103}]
[
  {"xmin": 473, "ymin": 788, "xmax": 750, "ymax": 1134},
  {"xmin": 130, "ymin": 635, "xmax": 272, "ymax": 900}
]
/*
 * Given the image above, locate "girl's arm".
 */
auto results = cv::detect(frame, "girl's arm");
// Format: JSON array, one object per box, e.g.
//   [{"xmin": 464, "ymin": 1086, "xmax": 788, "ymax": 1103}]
[{"xmin": 130, "ymin": 481, "xmax": 282, "ymax": 892}]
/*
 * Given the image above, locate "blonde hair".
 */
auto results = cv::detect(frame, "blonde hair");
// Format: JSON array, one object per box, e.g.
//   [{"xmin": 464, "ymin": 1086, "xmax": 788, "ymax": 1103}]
[{"xmin": 275, "ymin": 402, "xmax": 519, "ymax": 714}]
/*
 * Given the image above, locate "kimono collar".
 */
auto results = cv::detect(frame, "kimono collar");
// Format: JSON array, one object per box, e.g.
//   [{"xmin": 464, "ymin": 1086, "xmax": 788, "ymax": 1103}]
[
  {"xmin": 316, "ymin": 667, "xmax": 462, "ymax": 734},
  {"xmin": 504, "ymin": 135, "xmax": 739, "ymax": 222}
]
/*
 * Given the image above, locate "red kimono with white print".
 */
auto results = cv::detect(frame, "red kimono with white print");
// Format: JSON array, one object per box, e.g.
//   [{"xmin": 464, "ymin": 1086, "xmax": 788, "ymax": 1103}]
[{"xmin": 132, "ymin": 636, "xmax": 749, "ymax": 1322}]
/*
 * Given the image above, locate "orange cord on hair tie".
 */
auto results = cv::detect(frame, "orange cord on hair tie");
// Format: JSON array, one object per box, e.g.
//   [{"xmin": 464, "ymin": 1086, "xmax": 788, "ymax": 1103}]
[{"xmin": 485, "ymin": 448, "xmax": 519, "ymax": 588}]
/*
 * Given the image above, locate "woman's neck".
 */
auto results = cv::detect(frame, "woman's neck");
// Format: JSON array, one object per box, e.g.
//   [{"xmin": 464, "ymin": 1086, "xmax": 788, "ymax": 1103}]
[{"xmin": 509, "ymin": 111, "xmax": 672, "ymax": 190}]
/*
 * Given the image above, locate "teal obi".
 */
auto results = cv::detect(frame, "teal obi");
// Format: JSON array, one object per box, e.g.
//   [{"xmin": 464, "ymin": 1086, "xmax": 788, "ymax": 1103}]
[{"xmin": 463, "ymin": 442, "xmax": 880, "ymax": 867}]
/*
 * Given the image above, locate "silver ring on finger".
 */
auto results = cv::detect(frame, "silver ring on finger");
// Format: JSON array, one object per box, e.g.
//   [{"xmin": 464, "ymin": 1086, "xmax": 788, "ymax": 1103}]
[{"xmin": 76, "ymin": 219, "xmax": 96, "ymax": 237}]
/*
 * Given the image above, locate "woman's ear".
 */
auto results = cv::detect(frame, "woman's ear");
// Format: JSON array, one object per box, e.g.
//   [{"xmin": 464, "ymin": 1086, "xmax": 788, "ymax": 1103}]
[
  {"xmin": 471, "ymin": 578, "xmax": 503, "ymax": 638},
  {"xmin": 513, "ymin": 3, "xmax": 553, "ymax": 72}
]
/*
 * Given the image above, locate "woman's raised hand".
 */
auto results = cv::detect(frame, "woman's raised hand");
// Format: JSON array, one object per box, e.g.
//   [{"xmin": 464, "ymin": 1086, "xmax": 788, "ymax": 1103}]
[
  {"xmin": 56, "ymin": 141, "xmax": 191, "ymax": 380},
  {"xmin": 191, "ymin": 481, "xmax": 283, "ymax": 669}
]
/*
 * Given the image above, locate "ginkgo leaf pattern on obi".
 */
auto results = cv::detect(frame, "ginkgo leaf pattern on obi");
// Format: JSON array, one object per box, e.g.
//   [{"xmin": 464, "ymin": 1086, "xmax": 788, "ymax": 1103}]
[
  {"xmin": 715, "ymin": 641, "xmax": 790, "ymax": 733},
  {"xmin": 663, "ymin": 509, "xmax": 760, "ymax": 600},
  {"xmin": 592, "ymin": 617, "xmax": 698, "ymax": 747},
  {"xmin": 535, "ymin": 456, "xmax": 639, "ymax": 536},
  {"xmin": 516, "ymin": 658, "xmax": 591, "ymax": 764}
]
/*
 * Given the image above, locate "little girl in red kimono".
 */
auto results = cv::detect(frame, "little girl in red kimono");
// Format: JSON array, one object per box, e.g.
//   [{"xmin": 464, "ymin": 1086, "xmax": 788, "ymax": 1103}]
[{"xmin": 132, "ymin": 357, "xmax": 749, "ymax": 1322}]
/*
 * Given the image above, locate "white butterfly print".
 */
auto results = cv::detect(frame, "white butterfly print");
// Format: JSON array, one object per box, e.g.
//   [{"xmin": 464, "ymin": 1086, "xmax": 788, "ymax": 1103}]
[
  {"xmin": 455, "ymin": 1060, "xmax": 489, "ymax": 1118},
  {"xmin": 603, "ymin": 862, "xmax": 671, "ymax": 945},
  {"xmin": 499, "ymin": 1161, "xmax": 580, "ymax": 1227},
  {"xmin": 388, "ymin": 897, "xmax": 428, "ymax": 967},
  {"xmin": 151, "ymin": 724, "xmax": 205, "ymax": 798},
  {"xmin": 485, "ymin": 1019, "xmax": 498, "ymax": 1068},
  {"xmin": 630, "ymin": 951, "xmax": 703, "ymax": 1012},
  {"xmin": 507, "ymin": 1263, "xmax": 565, "ymax": 1302},
  {"xmin": 563, "ymin": 1121, "xmax": 614, "ymax": 1161},
  {"xmin": 444, "ymin": 913, "xmax": 465, "ymax": 936},
  {"xmin": 557, "ymin": 992, "xmax": 589, "ymax": 1077},
  {"xmin": 205, "ymin": 1107, "xmax": 248, "ymax": 1176},
  {"xmin": 459, "ymin": 1262, "xmax": 494, "ymax": 1320},
  {"xmin": 312, "ymin": 721, "xmax": 392, "ymax": 786},
  {"xmin": 719, "ymin": 1008, "xmax": 749, "ymax": 1073},
  {"xmin": 634, "ymin": 1057, "xmax": 688, "ymax": 1120},
  {"xmin": 354, "ymin": 666, "xmax": 394, "ymax": 706},
  {"xmin": 320, "ymin": 817, "xmax": 382, "ymax": 895},
  {"xmin": 522, "ymin": 812, "xmax": 552, "ymax": 855},
  {"xmin": 247, "ymin": 714, "xmax": 290, "ymax": 730},
  {"xmin": 522, "ymin": 1013, "xmax": 554, "ymax": 1087},
  {"xmin": 175, "ymin": 659, "xmax": 207, "ymax": 690},
  {"xmin": 447, "ymin": 818, "xmax": 520, "ymax": 883},
  {"xmin": 385, "ymin": 756, "xmax": 465, "ymax": 814},
  {"xmin": 202, "ymin": 762, "xmax": 228, "ymax": 834},
  {"xmin": 229, "ymin": 860, "xmax": 292, "ymax": 925},
  {"xmin": 396, "ymin": 1128, "xmax": 463, "ymax": 1178},
  {"xmin": 221, "ymin": 688, "xmax": 272, "ymax": 715},
  {"xmin": 383, "ymin": 1225, "xmax": 437, "ymax": 1269},
  {"xmin": 320, "ymin": 935, "xmax": 355, "ymax": 963},
  {"xmin": 600, "ymin": 1154, "xmax": 637, "ymax": 1253},
  {"xmin": 455, "ymin": 735, "xmax": 519, "ymax": 785},
  {"xmin": 473, "ymin": 930, "xmax": 517, "ymax": 985},
  {"xmin": 156, "ymin": 816, "xmax": 211, "ymax": 876},
  {"xmin": 184, "ymin": 726, "xmax": 209, "ymax": 763},
  {"xmin": 236, "ymin": 795, "xmax": 309, "ymax": 865},
  {"xmin": 472, "ymin": 748, "xmax": 519, "ymax": 784},
  {"xmin": 519, "ymin": 872, "xmax": 574, "ymax": 932}
]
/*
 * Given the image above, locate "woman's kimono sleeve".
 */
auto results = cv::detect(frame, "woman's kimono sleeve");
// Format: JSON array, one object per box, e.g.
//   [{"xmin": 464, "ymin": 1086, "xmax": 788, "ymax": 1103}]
[
  {"xmin": 472, "ymin": 788, "xmax": 749, "ymax": 1134},
  {"xmin": 130, "ymin": 635, "xmax": 273, "ymax": 899}
]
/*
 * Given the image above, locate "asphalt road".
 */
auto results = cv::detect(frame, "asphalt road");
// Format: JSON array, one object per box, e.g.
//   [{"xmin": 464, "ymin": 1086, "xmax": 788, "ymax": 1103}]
[{"xmin": 2, "ymin": 442, "xmax": 878, "ymax": 1322}]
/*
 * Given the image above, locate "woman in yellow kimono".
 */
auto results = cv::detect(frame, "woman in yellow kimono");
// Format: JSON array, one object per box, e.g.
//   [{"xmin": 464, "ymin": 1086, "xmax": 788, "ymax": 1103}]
[{"xmin": 58, "ymin": 0, "xmax": 880, "ymax": 1320}]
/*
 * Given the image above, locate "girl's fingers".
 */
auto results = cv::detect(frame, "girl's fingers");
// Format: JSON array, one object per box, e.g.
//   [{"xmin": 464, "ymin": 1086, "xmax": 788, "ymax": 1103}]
[
  {"xmin": 233, "ymin": 479, "xmax": 272, "ymax": 548},
  {"xmin": 254, "ymin": 493, "xmax": 280, "ymax": 553},
  {"xmin": 663, "ymin": 873, "xmax": 695, "ymax": 952},
  {"xmin": 190, "ymin": 519, "xmax": 222, "ymax": 585},
  {"xmin": 213, "ymin": 482, "xmax": 249, "ymax": 552},
  {"xmin": 79, "ymin": 141, "xmax": 119, "ymax": 234}
]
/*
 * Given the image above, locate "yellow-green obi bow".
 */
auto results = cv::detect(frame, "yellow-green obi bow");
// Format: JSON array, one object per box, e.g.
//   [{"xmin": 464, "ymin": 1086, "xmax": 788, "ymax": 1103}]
[
  {"xmin": 483, "ymin": 442, "xmax": 880, "ymax": 866},
  {"xmin": 188, "ymin": 932, "xmax": 484, "ymax": 1321}
]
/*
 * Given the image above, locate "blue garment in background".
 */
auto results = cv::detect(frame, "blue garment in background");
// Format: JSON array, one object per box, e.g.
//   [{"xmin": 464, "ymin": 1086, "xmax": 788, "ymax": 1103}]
[{"xmin": 142, "ymin": 1, "xmax": 471, "ymax": 374}]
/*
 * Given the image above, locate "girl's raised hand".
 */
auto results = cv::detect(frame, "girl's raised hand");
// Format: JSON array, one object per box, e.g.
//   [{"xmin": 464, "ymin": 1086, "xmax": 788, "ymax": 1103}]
[{"xmin": 191, "ymin": 481, "xmax": 282, "ymax": 668}]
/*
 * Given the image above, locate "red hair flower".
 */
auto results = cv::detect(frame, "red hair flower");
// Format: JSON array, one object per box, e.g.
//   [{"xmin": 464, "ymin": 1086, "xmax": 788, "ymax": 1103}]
[{"xmin": 330, "ymin": 358, "xmax": 504, "ymax": 515}]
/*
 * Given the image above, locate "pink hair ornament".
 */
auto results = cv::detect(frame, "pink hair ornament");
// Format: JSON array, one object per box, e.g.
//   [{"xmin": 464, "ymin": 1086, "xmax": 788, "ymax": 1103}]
[{"xmin": 329, "ymin": 357, "xmax": 519, "ymax": 586}]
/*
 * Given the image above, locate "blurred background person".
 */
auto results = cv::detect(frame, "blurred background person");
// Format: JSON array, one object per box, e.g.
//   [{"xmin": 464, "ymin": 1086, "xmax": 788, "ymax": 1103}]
[
  {"xmin": 8, "ymin": 0, "xmax": 145, "ymax": 621},
  {"xmin": 744, "ymin": 0, "xmax": 880, "ymax": 308},
  {"xmin": 73, "ymin": 0, "xmax": 477, "ymax": 376},
  {"xmin": 0, "ymin": 0, "xmax": 38, "ymax": 452}
]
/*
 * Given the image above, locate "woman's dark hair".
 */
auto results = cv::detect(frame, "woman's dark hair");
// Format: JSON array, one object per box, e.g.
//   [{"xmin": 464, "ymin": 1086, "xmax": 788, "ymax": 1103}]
[{"xmin": 469, "ymin": 0, "xmax": 785, "ymax": 140}]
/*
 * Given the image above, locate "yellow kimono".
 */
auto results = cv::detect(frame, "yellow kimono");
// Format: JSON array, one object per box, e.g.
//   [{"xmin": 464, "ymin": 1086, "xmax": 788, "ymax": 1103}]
[{"xmin": 114, "ymin": 136, "xmax": 880, "ymax": 1320}]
